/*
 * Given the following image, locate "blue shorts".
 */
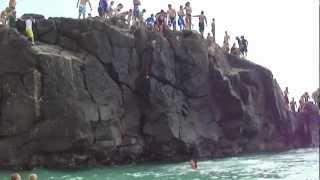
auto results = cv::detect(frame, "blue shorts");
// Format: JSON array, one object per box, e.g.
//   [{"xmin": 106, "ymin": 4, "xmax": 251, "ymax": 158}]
[
  {"xmin": 168, "ymin": 17, "xmax": 176, "ymax": 27},
  {"xmin": 79, "ymin": 4, "xmax": 86, "ymax": 15},
  {"xmin": 178, "ymin": 16, "xmax": 185, "ymax": 26},
  {"xmin": 133, "ymin": 6, "xmax": 139, "ymax": 17}
]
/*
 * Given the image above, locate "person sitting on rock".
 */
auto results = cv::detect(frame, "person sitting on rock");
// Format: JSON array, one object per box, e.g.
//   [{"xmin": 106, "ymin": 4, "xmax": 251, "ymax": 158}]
[
  {"xmin": 28, "ymin": 174, "xmax": 38, "ymax": 180},
  {"xmin": 290, "ymin": 97, "xmax": 297, "ymax": 112},
  {"xmin": 167, "ymin": 4, "xmax": 177, "ymax": 31},
  {"xmin": 10, "ymin": 173, "xmax": 21, "ymax": 180},
  {"xmin": 193, "ymin": 11, "xmax": 207, "ymax": 38},
  {"xmin": 223, "ymin": 31, "xmax": 230, "ymax": 53},
  {"xmin": 177, "ymin": 5, "xmax": 185, "ymax": 31},
  {"xmin": 98, "ymin": 0, "xmax": 108, "ymax": 18},
  {"xmin": 145, "ymin": 14, "xmax": 155, "ymax": 31},
  {"xmin": 77, "ymin": 0, "xmax": 92, "ymax": 19},
  {"xmin": 230, "ymin": 43, "xmax": 238, "ymax": 55}
]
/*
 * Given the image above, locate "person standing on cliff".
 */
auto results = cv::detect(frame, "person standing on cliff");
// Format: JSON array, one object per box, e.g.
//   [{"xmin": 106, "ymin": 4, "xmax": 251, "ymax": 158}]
[
  {"xmin": 223, "ymin": 31, "xmax": 230, "ymax": 53},
  {"xmin": 193, "ymin": 11, "xmax": 207, "ymax": 38},
  {"xmin": 177, "ymin": 5, "xmax": 185, "ymax": 31},
  {"xmin": 167, "ymin": 4, "xmax": 177, "ymax": 31},
  {"xmin": 23, "ymin": 16, "xmax": 35, "ymax": 45},
  {"xmin": 303, "ymin": 92, "xmax": 310, "ymax": 102},
  {"xmin": 290, "ymin": 98, "xmax": 297, "ymax": 112},
  {"xmin": 211, "ymin": 18, "xmax": 215, "ymax": 42},
  {"xmin": 77, "ymin": 0, "xmax": 92, "ymax": 19},
  {"xmin": 241, "ymin": 36, "xmax": 248, "ymax": 57},
  {"xmin": 184, "ymin": 2, "xmax": 192, "ymax": 30},
  {"xmin": 133, "ymin": 0, "xmax": 141, "ymax": 24},
  {"xmin": 98, "ymin": 0, "xmax": 108, "ymax": 18}
]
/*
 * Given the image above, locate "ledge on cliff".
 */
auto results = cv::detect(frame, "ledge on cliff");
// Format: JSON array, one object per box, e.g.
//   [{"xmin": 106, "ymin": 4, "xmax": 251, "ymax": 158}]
[{"xmin": 0, "ymin": 16, "xmax": 318, "ymax": 169}]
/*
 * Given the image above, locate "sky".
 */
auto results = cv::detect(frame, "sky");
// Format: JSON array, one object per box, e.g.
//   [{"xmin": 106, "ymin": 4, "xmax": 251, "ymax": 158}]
[{"xmin": 1, "ymin": 0, "xmax": 319, "ymax": 100}]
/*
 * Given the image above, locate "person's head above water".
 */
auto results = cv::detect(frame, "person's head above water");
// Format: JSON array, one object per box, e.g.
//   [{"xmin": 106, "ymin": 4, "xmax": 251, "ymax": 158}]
[
  {"xmin": 10, "ymin": 173, "xmax": 21, "ymax": 180},
  {"xmin": 29, "ymin": 174, "xmax": 38, "ymax": 180}
]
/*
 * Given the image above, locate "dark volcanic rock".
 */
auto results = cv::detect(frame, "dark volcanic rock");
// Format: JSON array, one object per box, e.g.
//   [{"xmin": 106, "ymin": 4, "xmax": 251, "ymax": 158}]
[{"xmin": 0, "ymin": 17, "xmax": 318, "ymax": 169}]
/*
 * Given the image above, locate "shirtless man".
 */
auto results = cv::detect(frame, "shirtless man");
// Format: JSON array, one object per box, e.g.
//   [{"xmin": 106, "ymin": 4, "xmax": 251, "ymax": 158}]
[
  {"xmin": 184, "ymin": 2, "xmax": 192, "ymax": 30},
  {"xmin": 77, "ymin": 0, "xmax": 92, "ymax": 19},
  {"xmin": 193, "ymin": 11, "xmax": 207, "ymax": 38},
  {"xmin": 9, "ymin": 0, "xmax": 16, "ymax": 9},
  {"xmin": 177, "ymin": 5, "xmax": 185, "ymax": 31},
  {"xmin": 167, "ymin": 4, "xmax": 177, "ymax": 31}
]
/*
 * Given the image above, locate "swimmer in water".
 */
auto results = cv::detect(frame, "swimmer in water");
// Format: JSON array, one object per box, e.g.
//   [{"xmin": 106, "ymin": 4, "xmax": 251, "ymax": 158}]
[{"xmin": 190, "ymin": 159, "xmax": 198, "ymax": 170}]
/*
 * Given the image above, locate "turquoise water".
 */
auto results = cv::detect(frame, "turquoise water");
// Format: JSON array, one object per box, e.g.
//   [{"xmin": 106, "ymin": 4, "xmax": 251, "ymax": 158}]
[{"xmin": 0, "ymin": 148, "xmax": 318, "ymax": 180}]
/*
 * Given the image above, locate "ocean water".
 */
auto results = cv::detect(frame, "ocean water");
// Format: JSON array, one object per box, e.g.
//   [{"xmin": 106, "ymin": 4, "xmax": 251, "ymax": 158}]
[{"xmin": 0, "ymin": 148, "xmax": 318, "ymax": 180}]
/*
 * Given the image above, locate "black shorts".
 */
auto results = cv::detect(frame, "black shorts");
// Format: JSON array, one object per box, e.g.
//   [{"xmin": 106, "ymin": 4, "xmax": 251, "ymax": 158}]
[{"xmin": 199, "ymin": 22, "xmax": 204, "ymax": 32}]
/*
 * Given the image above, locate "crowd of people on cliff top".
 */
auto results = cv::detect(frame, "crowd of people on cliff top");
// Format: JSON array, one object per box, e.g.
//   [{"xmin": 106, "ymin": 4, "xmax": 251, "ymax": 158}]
[
  {"xmin": 0, "ymin": 0, "xmax": 249, "ymax": 57},
  {"xmin": 283, "ymin": 87, "xmax": 315, "ymax": 113}
]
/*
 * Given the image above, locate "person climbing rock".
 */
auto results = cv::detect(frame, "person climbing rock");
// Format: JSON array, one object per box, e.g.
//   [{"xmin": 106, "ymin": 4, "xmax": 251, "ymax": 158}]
[
  {"xmin": 98, "ymin": 0, "xmax": 108, "ymax": 18},
  {"xmin": 167, "ymin": 4, "xmax": 177, "ymax": 31},
  {"xmin": 10, "ymin": 173, "xmax": 21, "ymax": 180},
  {"xmin": 184, "ymin": 2, "xmax": 192, "ymax": 30},
  {"xmin": 145, "ymin": 14, "xmax": 155, "ymax": 31},
  {"xmin": 211, "ymin": 18, "xmax": 215, "ymax": 42},
  {"xmin": 77, "ymin": 0, "xmax": 92, "ymax": 19},
  {"xmin": 177, "ymin": 5, "xmax": 185, "ymax": 31},
  {"xmin": 133, "ymin": 0, "xmax": 141, "ymax": 24},
  {"xmin": 290, "ymin": 98, "xmax": 297, "ymax": 112},
  {"xmin": 193, "ymin": 11, "xmax": 207, "ymax": 38},
  {"xmin": 241, "ymin": 36, "xmax": 248, "ymax": 56},
  {"xmin": 223, "ymin": 31, "xmax": 230, "ymax": 53}
]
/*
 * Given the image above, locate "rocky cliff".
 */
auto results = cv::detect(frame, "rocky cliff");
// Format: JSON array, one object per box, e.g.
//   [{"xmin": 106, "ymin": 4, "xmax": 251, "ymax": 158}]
[{"xmin": 0, "ymin": 17, "xmax": 318, "ymax": 169}]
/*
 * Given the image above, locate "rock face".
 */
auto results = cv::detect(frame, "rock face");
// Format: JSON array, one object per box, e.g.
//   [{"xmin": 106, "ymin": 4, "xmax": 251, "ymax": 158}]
[{"xmin": 0, "ymin": 17, "xmax": 318, "ymax": 169}]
